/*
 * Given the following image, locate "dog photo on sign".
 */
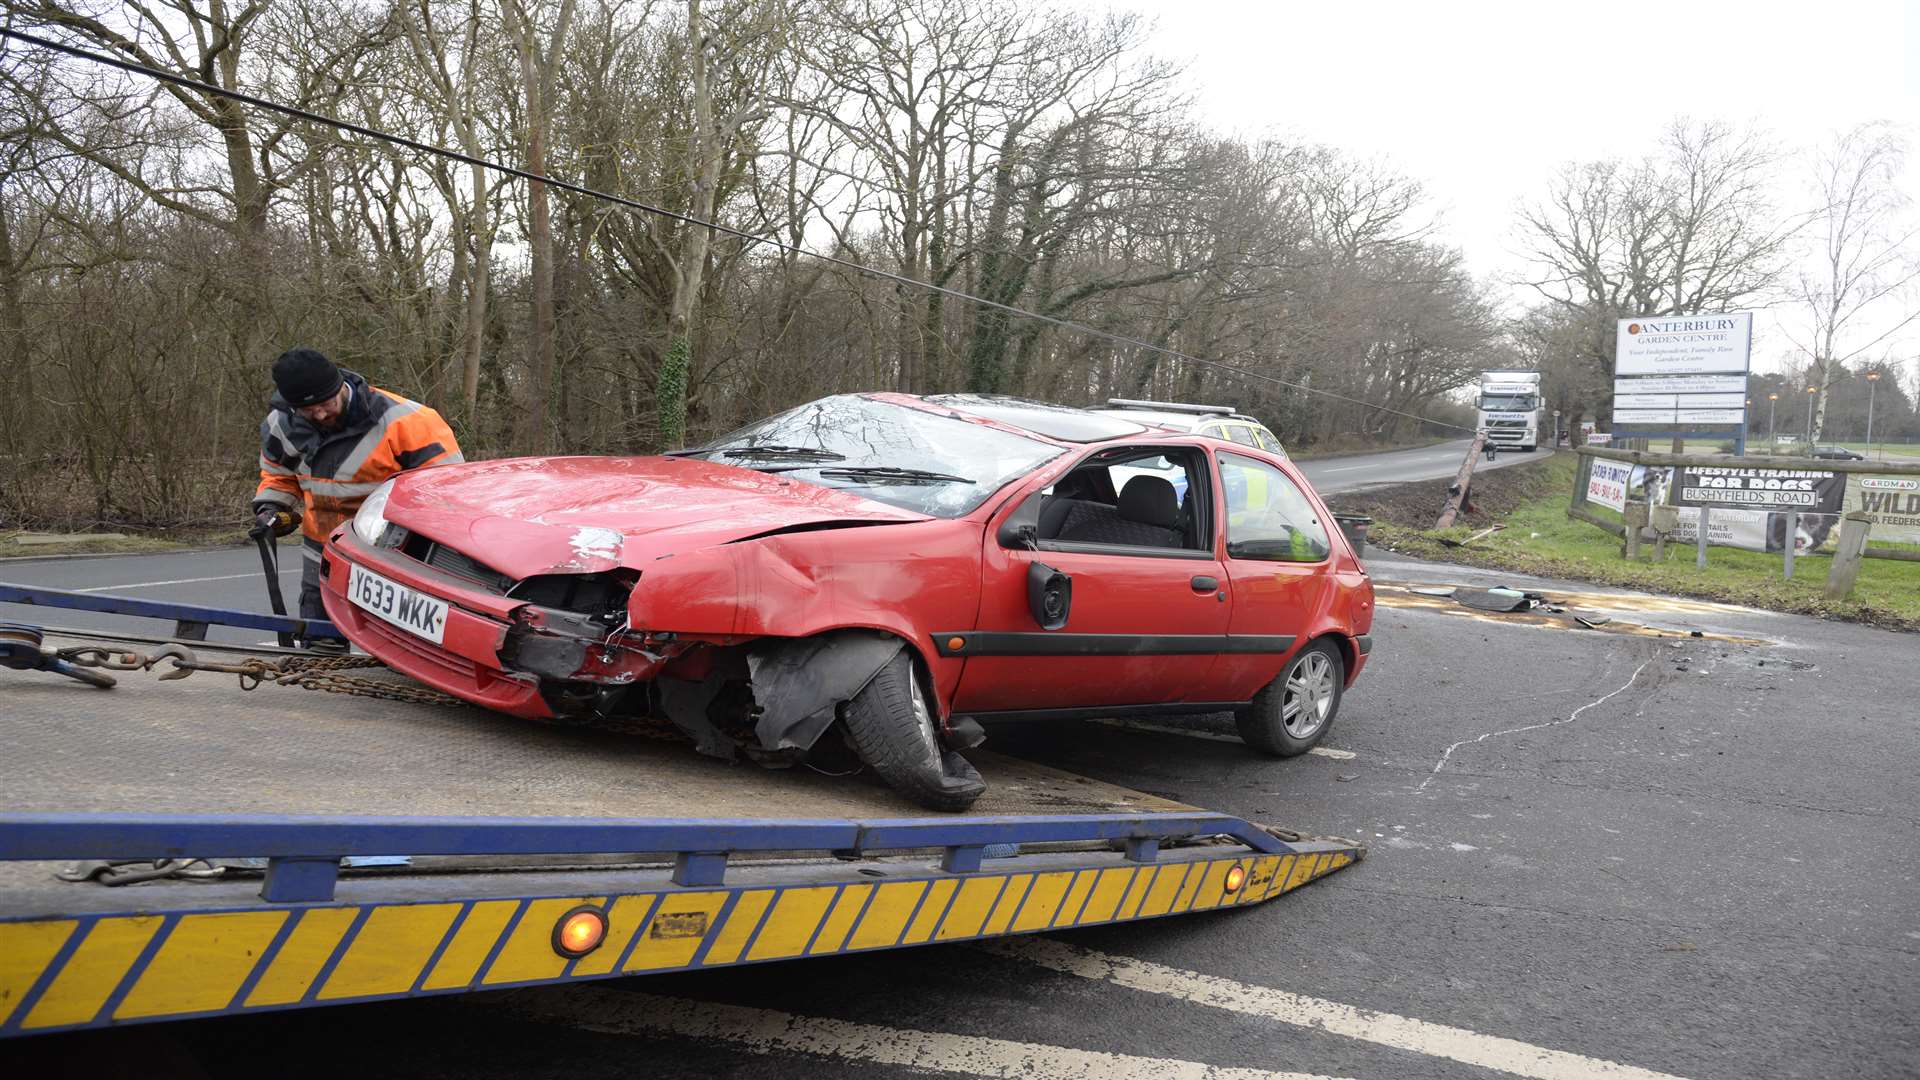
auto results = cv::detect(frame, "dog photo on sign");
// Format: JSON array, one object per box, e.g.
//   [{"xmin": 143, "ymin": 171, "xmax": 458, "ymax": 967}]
[{"xmin": 1766, "ymin": 512, "xmax": 1837, "ymax": 554}]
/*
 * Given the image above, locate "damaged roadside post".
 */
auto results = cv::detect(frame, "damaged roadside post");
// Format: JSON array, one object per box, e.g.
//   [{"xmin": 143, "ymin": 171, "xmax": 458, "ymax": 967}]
[{"xmin": 1434, "ymin": 431, "xmax": 1489, "ymax": 530}]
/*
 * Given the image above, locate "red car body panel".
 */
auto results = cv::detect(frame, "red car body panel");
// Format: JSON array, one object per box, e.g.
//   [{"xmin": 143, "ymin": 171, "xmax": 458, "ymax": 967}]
[
  {"xmin": 386, "ymin": 455, "xmax": 928, "ymax": 580},
  {"xmin": 319, "ymin": 401, "xmax": 1373, "ymax": 735}
]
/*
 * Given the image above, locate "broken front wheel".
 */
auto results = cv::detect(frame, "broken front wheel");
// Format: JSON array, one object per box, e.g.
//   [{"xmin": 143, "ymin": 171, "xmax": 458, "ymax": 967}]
[{"xmin": 840, "ymin": 651, "xmax": 985, "ymax": 812}]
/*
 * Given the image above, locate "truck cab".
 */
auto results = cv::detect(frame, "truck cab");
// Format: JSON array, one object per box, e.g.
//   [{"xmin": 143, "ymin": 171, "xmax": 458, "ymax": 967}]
[{"xmin": 1476, "ymin": 371, "xmax": 1544, "ymax": 452}]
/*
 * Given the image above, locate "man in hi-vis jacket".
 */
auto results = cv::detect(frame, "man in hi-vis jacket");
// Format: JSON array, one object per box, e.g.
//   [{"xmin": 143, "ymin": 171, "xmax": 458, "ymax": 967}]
[{"xmin": 252, "ymin": 348, "xmax": 461, "ymax": 649}]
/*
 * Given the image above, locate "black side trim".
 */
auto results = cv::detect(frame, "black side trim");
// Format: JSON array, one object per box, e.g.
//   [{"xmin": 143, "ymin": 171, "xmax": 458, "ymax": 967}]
[
  {"xmin": 934, "ymin": 632, "xmax": 1295, "ymax": 657},
  {"xmin": 958, "ymin": 701, "xmax": 1251, "ymax": 724},
  {"xmin": 1355, "ymin": 634, "xmax": 1373, "ymax": 656},
  {"xmin": 1035, "ymin": 540, "xmax": 1214, "ymax": 560},
  {"xmin": 396, "ymin": 442, "xmax": 447, "ymax": 469}
]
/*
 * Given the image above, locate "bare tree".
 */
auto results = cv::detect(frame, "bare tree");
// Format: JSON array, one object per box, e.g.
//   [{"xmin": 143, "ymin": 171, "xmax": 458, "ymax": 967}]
[
  {"xmin": 501, "ymin": 0, "xmax": 576, "ymax": 452},
  {"xmin": 1785, "ymin": 122, "xmax": 1920, "ymax": 440},
  {"xmin": 1517, "ymin": 119, "xmax": 1797, "ymax": 430}
]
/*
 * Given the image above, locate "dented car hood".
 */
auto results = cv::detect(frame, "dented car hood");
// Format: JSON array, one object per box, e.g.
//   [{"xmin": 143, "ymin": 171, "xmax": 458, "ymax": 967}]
[{"xmin": 385, "ymin": 455, "xmax": 930, "ymax": 579}]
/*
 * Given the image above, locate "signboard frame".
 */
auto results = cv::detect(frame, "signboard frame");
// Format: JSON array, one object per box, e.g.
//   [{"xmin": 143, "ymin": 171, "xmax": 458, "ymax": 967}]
[{"xmin": 1612, "ymin": 313, "xmax": 1754, "ymax": 450}]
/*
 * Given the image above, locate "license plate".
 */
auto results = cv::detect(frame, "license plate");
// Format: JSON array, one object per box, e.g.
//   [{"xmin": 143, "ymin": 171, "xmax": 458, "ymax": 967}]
[{"xmin": 347, "ymin": 562, "xmax": 449, "ymax": 644}]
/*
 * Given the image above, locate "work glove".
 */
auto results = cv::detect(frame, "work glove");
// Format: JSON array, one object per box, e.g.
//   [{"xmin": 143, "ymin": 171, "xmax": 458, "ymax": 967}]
[{"xmin": 250, "ymin": 503, "xmax": 302, "ymax": 539}]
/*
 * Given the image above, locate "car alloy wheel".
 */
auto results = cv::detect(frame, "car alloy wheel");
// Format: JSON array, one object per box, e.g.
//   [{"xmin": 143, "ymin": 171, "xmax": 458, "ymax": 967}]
[{"xmin": 1282, "ymin": 649, "xmax": 1337, "ymax": 739}]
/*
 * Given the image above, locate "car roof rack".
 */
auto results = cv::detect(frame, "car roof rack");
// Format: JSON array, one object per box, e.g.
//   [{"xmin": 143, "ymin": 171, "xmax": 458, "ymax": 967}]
[{"xmin": 1104, "ymin": 398, "xmax": 1236, "ymax": 417}]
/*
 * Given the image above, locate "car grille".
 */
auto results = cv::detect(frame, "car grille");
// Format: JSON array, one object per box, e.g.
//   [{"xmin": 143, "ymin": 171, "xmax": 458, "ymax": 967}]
[
  {"xmin": 1487, "ymin": 419, "xmax": 1528, "ymax": 428},
  {"xmin": 399, "ymin": 535, "xmax": 516, "ymax": 595}
]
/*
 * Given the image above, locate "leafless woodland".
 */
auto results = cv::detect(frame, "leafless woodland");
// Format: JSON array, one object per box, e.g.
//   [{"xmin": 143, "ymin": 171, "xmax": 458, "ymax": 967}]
[{"xmin": 0, "ymin": 1, "xmax": 1913, "ymax": 530}]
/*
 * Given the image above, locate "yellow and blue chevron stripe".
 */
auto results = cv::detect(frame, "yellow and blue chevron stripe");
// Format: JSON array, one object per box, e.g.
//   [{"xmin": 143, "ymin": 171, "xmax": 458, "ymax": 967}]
[{"xmin": 0, "ymin": 847, "xmax": 1355, "ymax": 1035}]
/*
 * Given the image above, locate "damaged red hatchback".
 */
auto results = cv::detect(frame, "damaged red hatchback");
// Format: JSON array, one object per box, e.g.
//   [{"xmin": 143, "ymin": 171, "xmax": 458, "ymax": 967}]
[{"xmin": 320, "ymin": 393, "xmax": 1375, "ymax": 810}]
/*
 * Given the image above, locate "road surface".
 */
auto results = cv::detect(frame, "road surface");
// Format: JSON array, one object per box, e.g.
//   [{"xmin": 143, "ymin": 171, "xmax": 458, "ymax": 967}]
[
  {"xmin": 1298, "ymin": 438, "xmax": 1546, "ymax": 495},
  {"xmin": 3, "ymin": 547, "xmax": 1914, "ymax": 1079}
]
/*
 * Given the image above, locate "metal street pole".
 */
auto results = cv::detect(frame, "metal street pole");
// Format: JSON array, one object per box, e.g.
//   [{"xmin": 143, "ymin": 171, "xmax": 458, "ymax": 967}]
[{"xmin": 1866, "ymin": 372, "xmax": 1880, "ymax": 459}]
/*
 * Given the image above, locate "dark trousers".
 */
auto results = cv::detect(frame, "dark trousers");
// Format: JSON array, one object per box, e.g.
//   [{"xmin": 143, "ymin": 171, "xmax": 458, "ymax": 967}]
[{"xmin": 298, "ymin": 537, "xmax": 344, "ymax": 641}]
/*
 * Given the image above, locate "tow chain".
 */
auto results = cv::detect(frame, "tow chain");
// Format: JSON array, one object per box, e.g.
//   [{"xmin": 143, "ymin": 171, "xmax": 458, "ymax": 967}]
[{"xmin": 55, "ymin": 643, "xmax": 466, "ymax": 707}]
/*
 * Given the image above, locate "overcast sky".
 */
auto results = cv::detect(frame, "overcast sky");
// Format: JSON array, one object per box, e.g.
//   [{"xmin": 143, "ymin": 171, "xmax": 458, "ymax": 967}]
[{"xmin": 1105, "ymin": 0, "xmax": 1920, "ymax": 375}]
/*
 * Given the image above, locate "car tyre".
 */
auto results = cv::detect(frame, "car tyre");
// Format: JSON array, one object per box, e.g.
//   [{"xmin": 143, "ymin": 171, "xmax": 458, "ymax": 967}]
[
  {"xmin": 841, "ymin": 650, "xmax": 986, "ymax": 812},
  {"xmin": 1235, "ymin": 639, "xmax": 1344, "ymax": 757}
]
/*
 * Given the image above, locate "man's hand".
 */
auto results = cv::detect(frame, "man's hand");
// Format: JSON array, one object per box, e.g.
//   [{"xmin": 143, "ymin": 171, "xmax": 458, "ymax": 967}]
[{"xmin": 250, "ymin": 504, "xmax": 302, "ymax": 539}]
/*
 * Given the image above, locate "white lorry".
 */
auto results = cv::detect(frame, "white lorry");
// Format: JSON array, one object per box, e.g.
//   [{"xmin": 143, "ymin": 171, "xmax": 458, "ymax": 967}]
[{"xmin": 1477, "ymin": 370, "xmax": 1545, "ymax": 452}]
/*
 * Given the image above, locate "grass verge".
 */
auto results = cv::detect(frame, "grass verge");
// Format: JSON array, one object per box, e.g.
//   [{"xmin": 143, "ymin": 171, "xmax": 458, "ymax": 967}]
[
  {"xmin": 1328, "ymin": 453, "xmax": 1920, "ymax": 633},
  {"xmin": 0, "ymin": 527, "xmax": 256, "ymax": 559}
]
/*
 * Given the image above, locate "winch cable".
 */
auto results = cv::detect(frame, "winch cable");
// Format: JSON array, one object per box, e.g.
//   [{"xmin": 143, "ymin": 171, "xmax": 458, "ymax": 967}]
[{"xmin": 2, "ymin": 27, "xmax": 1478, "ymax": 435}]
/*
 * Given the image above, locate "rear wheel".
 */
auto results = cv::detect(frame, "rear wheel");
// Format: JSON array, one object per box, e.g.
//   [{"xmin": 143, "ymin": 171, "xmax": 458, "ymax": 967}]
[
  {"xmin": 840, "ymin": 651, "xmax": 985, "ymax": 812},
  {"xmin": 1236, "ymin": 639, "xmax": 1344, "ymax": 757}
]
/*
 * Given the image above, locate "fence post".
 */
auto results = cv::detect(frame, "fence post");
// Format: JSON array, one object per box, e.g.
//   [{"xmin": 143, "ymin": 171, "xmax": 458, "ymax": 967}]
[
  {"xmin": 1823, "ymin": 512, "xmax": 1873, "ymax": 601},
  {"xmin": 1695, "ymin": 505, "xmax": 1711, "ymax": 568},
  {"xmin": 1783, "ymin": 511, "xmax": 1799, "ymax": 580},
  {"xmin": 1622, "ymin": 501, "xmax": 1647, "ymax": 560}
]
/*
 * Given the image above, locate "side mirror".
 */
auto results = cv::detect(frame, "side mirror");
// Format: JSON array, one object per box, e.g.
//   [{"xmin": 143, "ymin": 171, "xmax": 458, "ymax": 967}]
[
  {"xmin": 1027, "ymin": 561, "xmax": 1071, "ymax": 630},
  {"xmin": 997, "ymin": 491, "xmax": 1044, "ymax": 549}
]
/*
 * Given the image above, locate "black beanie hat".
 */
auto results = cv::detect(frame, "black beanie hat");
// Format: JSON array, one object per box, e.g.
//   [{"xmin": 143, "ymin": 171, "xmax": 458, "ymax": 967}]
[{"xmin": 272, "ymin": 348, "xmax": 343, "ymax": 407}]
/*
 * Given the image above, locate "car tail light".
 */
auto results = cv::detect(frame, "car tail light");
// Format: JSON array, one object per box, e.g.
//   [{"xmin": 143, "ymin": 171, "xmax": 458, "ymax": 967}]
[{"xmin": 552, "ymin": 905, "xmax": 609, "ymax": 958}]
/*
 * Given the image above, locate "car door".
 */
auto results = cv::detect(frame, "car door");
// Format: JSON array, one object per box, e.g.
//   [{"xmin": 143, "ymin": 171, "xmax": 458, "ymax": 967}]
[
  {"xmin": 948, "ymin": 446, "xmax": 1233, "ymax": 714},
  {"xmin": 1207, "ymin": 450, "xmax": 1337, "ymax": 702}
]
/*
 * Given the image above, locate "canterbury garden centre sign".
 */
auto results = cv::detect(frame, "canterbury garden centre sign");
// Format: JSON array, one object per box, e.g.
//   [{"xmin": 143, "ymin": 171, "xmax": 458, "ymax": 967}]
[{"xmin": 1613, "ymin": 313, "xmax": 1752, "ymax": 443}]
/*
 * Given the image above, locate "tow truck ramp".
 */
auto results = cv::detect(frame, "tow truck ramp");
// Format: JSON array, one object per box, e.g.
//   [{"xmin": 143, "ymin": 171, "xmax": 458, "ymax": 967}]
[{"xmin": 0, "ymin": 587, "xmax": 1360, "ymax": 1038}]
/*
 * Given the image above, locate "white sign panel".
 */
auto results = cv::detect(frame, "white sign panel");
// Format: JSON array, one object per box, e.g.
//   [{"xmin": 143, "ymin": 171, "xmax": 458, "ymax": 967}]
[
  {"xmin": 1616, "ymin": 313, "xmax": 1753, "ymax": 376},
  {"xmin": 1614, "ymin": 374, "xmax": 1748, "ymax": 395},
  {"xmin": 1586, "ymin": 459, "xmax": 1632, "ymax": 512},
  {"xmin": 1674, "ymin": 409, "xmax": 1745, "ymax": 424},
  {"xmin": 1676, "ymin": 393, "xmax": 1747, "ymax": 409}
]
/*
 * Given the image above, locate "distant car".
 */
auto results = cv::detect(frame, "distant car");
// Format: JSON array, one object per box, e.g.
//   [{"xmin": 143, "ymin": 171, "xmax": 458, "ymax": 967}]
[
  {"xmin": 321, "ymin": 393, "xmax": 1374, "ymax": 812},
  {"xmin": 1809, "ymin": 445, "xmax": 1864, "ymax": 461},
  {"xmin": 1094, "ymin": 399, "xmax": 1289, "ymax": 457}
]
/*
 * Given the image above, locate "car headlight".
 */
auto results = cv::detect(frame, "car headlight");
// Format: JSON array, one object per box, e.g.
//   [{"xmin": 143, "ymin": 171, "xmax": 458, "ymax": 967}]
[{"xmin": 352, "ymin": 478, "xmax": 398, "ymax": 545}]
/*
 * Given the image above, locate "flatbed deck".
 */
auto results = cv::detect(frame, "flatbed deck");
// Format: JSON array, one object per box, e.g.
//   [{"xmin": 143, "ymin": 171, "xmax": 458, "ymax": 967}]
[{"xmin": 1, "ymin": 630, "xmax": 1358, "ymax": 1038}]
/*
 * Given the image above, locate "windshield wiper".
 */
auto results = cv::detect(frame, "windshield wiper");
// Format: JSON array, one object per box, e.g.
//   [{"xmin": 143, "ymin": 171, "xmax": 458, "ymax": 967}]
[
  {"xmin": 671, "ymin": 444, "xmax": 848, "ymax": 461},
  {"xmin": 813, "ymin": 466, "xmax": 974, "ymax": 485}
]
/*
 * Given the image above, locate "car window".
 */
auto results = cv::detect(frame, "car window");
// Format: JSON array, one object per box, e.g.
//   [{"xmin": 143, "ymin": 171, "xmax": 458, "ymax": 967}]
[
  {"xmin": 1253, "ymin": 426, "xmax": 1288, "ymax": 456},
  {"xmin": 1211, "ymin": 423, "xmax": 1260, "ymax": 446},
  {"xmin": 1034, "ymin": 448, "xmax": 1211, "ymax": 554},
  {"xmin": 686, "ymin": 395, "xmax": 1063, "ymax": 517},
  {"xmin": 1218, "ymin": 452, "xmax": 1330, "ymax": 562}
]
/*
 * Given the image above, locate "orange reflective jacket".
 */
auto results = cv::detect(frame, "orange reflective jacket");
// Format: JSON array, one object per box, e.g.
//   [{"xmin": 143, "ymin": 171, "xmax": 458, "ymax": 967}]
[{"xmin": 254, "ymin": 370, "xmax": 461, "ymax": 542}]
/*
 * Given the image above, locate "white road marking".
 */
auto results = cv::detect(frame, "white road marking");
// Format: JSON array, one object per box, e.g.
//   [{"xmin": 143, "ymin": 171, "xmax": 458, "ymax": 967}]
[
  {"xmin": 1415, "ymin": 658, "xmax": 1654, "ymax": 793},
  {"xmin": 74, "ymin": 571, "xmax": 298, "ymax": 593},
  {"xmin": 488, "ymin": 987, "xmax": 1353, "ymax": 1080},
  {"xmin": 1089, "ymin": 718, "xmax": 1356, "ymax": 759},
  {"xmin": 1315, "ymin": 464, "xmax": 1375, "ymax": 473},
  {"xmin": 984, "ymin": 939, "xmax": 1691, "ymax": 1080}
]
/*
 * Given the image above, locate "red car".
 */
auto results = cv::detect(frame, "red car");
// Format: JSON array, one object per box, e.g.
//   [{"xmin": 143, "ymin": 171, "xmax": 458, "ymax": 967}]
[{"xmin": 320, "ymin": 394, "xmax": 1374, "ymax": 810}]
